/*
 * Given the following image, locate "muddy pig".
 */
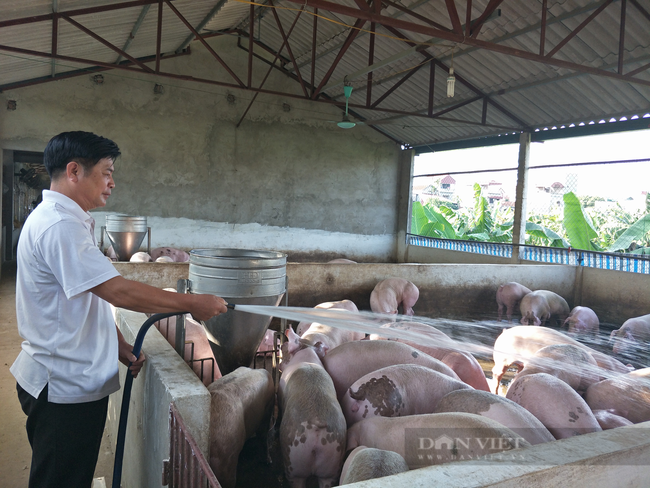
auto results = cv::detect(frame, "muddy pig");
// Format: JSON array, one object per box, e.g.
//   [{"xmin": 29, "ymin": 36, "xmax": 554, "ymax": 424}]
[
  {"xmin": 279, "ymin": 342, "xmax": 346, "ymax": 488},
  {"xmin": 434, "ymin": 389, "xmax": 555, "ymax": 445},
  {"xmin": 347, "ymin": 413, "xmax": 530, "ymax": 469},
  {"xmin": 496, "ymin": 282, "xmax": 532, "ymax": 322},
  {"xmin": 150, "ymin": 246, "xmax": 190, "ymax": 262},
  {"xmin": 520, "ymin": 290, "xmax": 570, "ymax": 326},
  {"xmin": 341, "ymin": 364, "xmax": 471, "ymax": 426},
  {"xmin": 370, "ymin": 321, "xmax": 490, "ymax": 391},
  {"xmin": 208, "ymin": 367, "xmax": 274, "ymax": 488},
  {"xmin": 514, "ymin": 344, "xmax": 601, "ymax": 395},
  {"xmin": 492, "ymin": 326, "xmax": 629, "ymax": 393},
  {"xmin": 321, "ymin": 340, "xmax": 459, "ymax": 400},
  {"xmin": 584, "ymin": 369, "xmax": 650, "ymax": 424},
  {"xmin": 592, "ymin": 410, "xmax": 634, "ymax": 430},
  {"xmin": 339, "ymin": 447, "xmax": 408, "ymax": 485},
  {"xmin": 506, "ymin": 372, "xmax": 602, "ymax": 439},
  {"xmin": 370, "ymin": 278, "xmax": 419, "ymax": 315}
]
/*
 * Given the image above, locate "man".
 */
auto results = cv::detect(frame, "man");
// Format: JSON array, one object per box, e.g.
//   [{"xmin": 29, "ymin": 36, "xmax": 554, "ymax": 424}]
[{"xmin": 10, "ymin": 131, "xmax": 228, "ymax": 488}]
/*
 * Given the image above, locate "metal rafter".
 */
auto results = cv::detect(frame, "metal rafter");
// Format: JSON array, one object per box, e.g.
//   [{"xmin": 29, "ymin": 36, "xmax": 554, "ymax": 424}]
[
  {"xmin": 545, "ymin": 0, "xmax": 613, "ymax": 58},
  {"xmin": 269, "ymin": 0, "xmax": 308, "ymax": 97},
  {"xmin": 61, "ymin": 14, "xmax": 155, "ymax": 73},
  {"xmin": 311, "ymin": 16, "xmax": 367, "ymax": 99},
  {"xmin": 163, "ymin": 0, "xmax": 245, "ymax": 87},
  {"xmin": 283, "ymin": 0, "xmax": 650, "ymax": 89},
  {"xmin": 469, "ymin": 0, "xmax": 504, "ymax": 38},
  {"xmin": 381, "ymin": 25, "xmax": 528, "ymax": 128}
]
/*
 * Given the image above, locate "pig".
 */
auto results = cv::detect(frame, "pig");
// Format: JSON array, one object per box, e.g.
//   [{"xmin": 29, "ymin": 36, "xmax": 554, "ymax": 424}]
[
  {"xmin": 339, "ymin": 447, "xmax": 408, "ymax": 485},
  {"xmin": 129, "ymin": 251, "xmax": 152, "ymax": 262},
  {"xmin": 584, "ymin": 371, "xmax": 650, "ymax": 424},
  {"xmin": 346, "ymin": 413, "xmax": 531, "ymax": 469},
  {"xmin": 279, "ymin": 343, "xmax": 347, "ymax": 488},
  {"xmin": 150, "ymin": 246, "xmax": 190, "ymax": 262},
  {"xmin": 155, "ymin": 255, "xmax": 173, "ymax": 263},
  {"xmin": 496, "ymin": 282, "xmax": 532, "ymax": 322},
  {"xmin": 434, "ymin": 389, "xmax": 555, "ymax": 445},
  {"xmin": 257, "ymin": 329, "xmax": 278, "ymax": 353},
  {"xmin": 295, "ymin": 299, "xmax": 360, "ymax": 336},
  {"xmin": 320, "ymin": 339, "xmax": 460, "ymax": 400},
  {"xmin": 370, "ymin": 321, "xmax": 490, "ymax": 391},
  {"xmin": 341, "ymin": 364, "xmax": 472, "ymax": 426},
  {"xmin": 105, "ymin": 245, "xmax": 118, "ymax": 261},
  {"xmin": 208, "ymin": 367, "xmax": 274, "ymax": 488},
  {"xmin": 506, "ymin": 372, "xmax": 602, "ymax": 439},
  {"xmin": 492, "ymin": 326, "xmax": 629, "ymax": 393},
  {"xmin": 514, "ymin": 344, "xmax": 601, "ymax": 395},
  {"xmin": 152, "ymin": 291, "xmax": 221, "ymax": 385},
  {"xmin": 563, "ymin": 306, "xmax": 600, "ymax": 338},
  {"xmin": 295, "ymin": 300, "xmax": 365, "ymax": 351},
  {"xmin": 609, "ymin": 313, "xmax": 650, "ymax": 357},
  {"xmin": 519, "ymin": 290, "xmax": 570, "ymax": 327},
  {"xmin": 592, "ymin": 410, "xmax": 634, "ymax": 430},
  {"xmin": 369, "ymin": 278, "xmax": 419, "ymax": 315},
  {"xmin": 327, "ymin": 258, "xmax": 357, "ymax": 264}
]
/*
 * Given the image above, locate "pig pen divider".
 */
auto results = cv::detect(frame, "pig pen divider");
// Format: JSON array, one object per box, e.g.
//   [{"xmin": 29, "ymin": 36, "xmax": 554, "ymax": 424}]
[{"xmin": 112, "ymin": 311, "xmax": 189, "ymax": 488}]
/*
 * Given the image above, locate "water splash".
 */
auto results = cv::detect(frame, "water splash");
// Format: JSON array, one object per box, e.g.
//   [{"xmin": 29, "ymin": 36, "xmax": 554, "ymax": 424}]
[{"xmin": 231, "ymin": 304, "xmax": 649, "ymax": 392}]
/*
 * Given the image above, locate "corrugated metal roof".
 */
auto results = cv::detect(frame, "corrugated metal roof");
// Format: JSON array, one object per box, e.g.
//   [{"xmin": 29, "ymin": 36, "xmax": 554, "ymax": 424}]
[{"xmin": 1, "ymin": 0, "xmax": 649, "ymax": 149}]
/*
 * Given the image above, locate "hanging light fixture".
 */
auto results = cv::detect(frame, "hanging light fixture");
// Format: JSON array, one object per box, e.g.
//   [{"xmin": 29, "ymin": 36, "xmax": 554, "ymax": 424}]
[{"xmin": 447, "ymin": 48, "xmax": 456, "ymax": 98}]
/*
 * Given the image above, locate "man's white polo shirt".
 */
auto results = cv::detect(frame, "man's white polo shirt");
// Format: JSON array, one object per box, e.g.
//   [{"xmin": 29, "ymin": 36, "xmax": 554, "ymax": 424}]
[{"xmin": 11, "ymin": 190, "xmax": 121, "ymax": 404}]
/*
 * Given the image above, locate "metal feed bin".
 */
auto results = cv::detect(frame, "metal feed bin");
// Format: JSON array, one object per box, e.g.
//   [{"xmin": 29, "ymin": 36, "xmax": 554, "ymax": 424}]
[
  {"xmin": 186, "ymin": 249, "xmax": 287, "ymax": 376},
  {"xmin": 103, "ymin": 214, "xmax": 150, "ymax": 261}
]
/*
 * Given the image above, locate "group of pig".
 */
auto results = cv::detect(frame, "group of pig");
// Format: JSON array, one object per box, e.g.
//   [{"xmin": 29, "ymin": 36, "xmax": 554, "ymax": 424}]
[
  {"xmin": 165, "ymin": 272, "xmax": 650, "ymax": 487},
  {"xmin": 105, "ymin": 245, "xmax": 190, "ymax": 262}
]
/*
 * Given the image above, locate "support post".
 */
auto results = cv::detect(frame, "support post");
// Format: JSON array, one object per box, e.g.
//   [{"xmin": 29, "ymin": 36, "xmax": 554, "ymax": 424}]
[
  {"xmin": 511, "ymin": 132, "xmax": 530, "ymax": 263},
  {"xmin": 396, "ymin": 148, "xmax": 414, "ymax": 263}
]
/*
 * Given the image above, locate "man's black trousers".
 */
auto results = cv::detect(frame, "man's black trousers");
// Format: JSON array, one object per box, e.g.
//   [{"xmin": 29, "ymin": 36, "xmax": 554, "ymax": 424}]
[{"xmin": 17, "ymin": 383, "xmax": 109, "ymax": 488}]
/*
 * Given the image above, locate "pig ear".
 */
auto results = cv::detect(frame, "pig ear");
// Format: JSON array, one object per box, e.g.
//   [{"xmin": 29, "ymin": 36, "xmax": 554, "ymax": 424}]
[
  {"xmin": 286, "ymin": 326, "xmax": 300, "ymax": 343},
  {"xmin": 624, "ymin": 331, "xmax": 635, "ymax": 341},
  {"xmin": 313, "ymin": 341, "xmax": 329, "ymax": 358}
]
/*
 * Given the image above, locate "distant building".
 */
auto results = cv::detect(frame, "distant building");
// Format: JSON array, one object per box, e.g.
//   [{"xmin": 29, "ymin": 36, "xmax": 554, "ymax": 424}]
[{"xmin": 439, "ymin": 175, "xmax": 456, "ymax": 199}]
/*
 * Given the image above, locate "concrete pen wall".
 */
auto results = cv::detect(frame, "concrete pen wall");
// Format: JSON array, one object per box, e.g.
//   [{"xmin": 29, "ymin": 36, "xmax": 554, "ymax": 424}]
[{"xmin": 109, "ymin": 308, "xmax": 210, "ymax": 488}]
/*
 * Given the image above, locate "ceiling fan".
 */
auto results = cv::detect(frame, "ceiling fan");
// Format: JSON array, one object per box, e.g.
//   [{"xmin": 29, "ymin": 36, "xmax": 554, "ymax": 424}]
[{"xmin": 335, "ymin": 85, "xmax": 364, "ymax": 129}]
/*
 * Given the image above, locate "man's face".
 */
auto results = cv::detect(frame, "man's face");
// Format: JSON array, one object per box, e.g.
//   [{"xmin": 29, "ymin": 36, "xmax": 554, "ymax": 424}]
[{"xmin": 77, "ymin": 157, "xmax": 115, "ymax": 211}]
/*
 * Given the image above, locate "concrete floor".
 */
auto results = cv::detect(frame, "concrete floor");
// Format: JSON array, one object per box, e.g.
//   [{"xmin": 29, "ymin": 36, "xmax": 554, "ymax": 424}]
[{"xmin": 0, "ymin": 262, "xmax": 115, "ymax": 487}]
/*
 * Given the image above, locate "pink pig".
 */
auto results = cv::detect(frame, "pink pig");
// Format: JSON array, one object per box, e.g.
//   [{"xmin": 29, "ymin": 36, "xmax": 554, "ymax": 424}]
[
  {"xmin": 370, "ymin": 278, "xmax": 419, "ymax": 315},
  {"xmin": 563, "ymin": 306, "xmax": 600, "ymax": 338},
  {"xmin": 496, "ymin": 282, "xmax": 532, "ymax": 322}
]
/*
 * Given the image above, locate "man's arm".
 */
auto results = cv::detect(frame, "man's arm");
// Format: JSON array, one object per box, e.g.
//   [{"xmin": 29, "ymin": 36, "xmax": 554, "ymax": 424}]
[{"xmin": 91, "ymin": 276, "xmax": 228, "ymax": 322}]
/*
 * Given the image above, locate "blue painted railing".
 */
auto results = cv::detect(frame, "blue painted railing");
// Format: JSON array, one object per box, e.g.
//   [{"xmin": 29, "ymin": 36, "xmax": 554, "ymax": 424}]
[{"xmin": 408, "ymin": 235, "xmax": 650, "ymax": 274}]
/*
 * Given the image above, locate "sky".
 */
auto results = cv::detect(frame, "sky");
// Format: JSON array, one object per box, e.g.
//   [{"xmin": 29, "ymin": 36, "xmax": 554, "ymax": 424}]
[{"xmin": 413, "ymin": 126, "xmax": 650, "ymax": 210}]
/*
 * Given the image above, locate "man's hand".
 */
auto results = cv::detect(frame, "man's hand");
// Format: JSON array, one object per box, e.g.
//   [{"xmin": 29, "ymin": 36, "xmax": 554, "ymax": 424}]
[{"xmin": 116, "ymin": 326, "xmax": 146, "ymax": 378}]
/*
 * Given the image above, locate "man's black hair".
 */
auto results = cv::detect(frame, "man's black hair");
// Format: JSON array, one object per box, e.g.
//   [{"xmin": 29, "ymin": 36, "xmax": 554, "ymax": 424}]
[{"xmin": 44, "ymin": 131, "xmax": 121, "ymax": 179}]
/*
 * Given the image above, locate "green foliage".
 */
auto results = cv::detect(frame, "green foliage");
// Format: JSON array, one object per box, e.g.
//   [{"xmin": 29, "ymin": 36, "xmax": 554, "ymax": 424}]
[
  {"xmin": 412, "ymin": 185, "xmax": 650, "ymax": 255},
  {"xmin": 563, "ymin": 192, "xmax": 600, "ymax": 251}
]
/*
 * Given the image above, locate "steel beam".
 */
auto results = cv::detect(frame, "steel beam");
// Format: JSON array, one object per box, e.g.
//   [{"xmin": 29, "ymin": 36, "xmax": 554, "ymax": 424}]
[
  {"xmin": 311, "ymin": 17, "xmax": 367, "ymax": 99},
  {"xmin": 545, "ymin": 0, "xmax": 613, "ymax": 58},
  {"xmin": 539, "ymin": 0, "xmax": 547, "ymax": 56},
  {"xmin": 284, "ymin": 0, "xmax": 650, "ymax": 89},
  {"xmin": 175, "ymin": 0, "xmax": 229, "ymax": 53},
  {"xmin": 619, "ymin": 0, "xmax": 627, "ymax": 75},
  {"xmin": 62, "ymin": 14, "xmax": 155, "ymax": 73},
  {"xmin": 116, "ymin": 5, "xmax": 151, "ymax": 64},
  {"xmin": 164, "ymin": 0, "xmax": 245, "ymax": 87},
  {"xmin": 469, "ymin": 0, "xmax": 503, "ymax": 37},
  {"xmin": 269, "ymin": 0, "xmax": 308, "ymax": 97},
  {"xmin": 156, "ymin": 1, "xmax": 162, "ymax": 72},
  {"xmin": 444, "ymin": 0, "xmax": 463, "ymax": 35},
  {"xmin": 371, "ymin": 62, "xmax": 425, "ymax": 109}
]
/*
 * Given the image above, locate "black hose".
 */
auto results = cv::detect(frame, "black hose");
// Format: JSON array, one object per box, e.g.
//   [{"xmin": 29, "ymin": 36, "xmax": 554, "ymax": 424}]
[{"xmin": 112, "ymin": 312, "xmax": 189, "ymax": 488}]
